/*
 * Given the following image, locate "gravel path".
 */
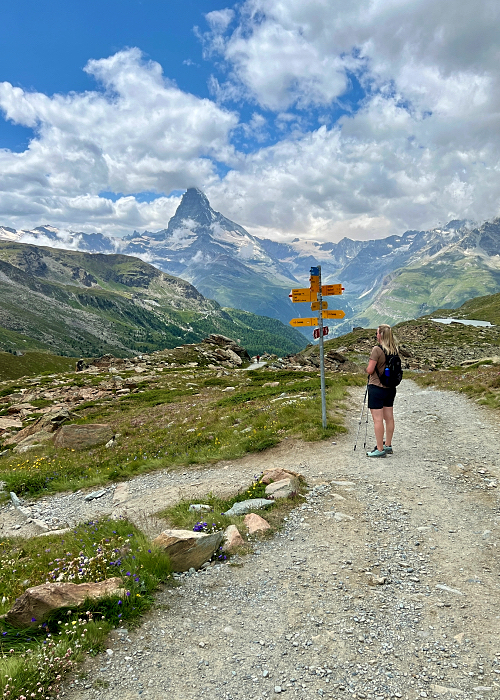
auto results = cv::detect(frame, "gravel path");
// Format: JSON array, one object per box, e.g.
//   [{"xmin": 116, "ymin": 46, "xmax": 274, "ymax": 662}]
[{"xmin": 42, "ymin": 381, "xmax": 500, "ymax": 699}]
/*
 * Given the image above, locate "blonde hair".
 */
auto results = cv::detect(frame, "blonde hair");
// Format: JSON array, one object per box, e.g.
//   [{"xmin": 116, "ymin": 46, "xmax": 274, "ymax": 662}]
[{"xmin": 378, "ymin": 324, "xmax": 398, "ymax": 354}]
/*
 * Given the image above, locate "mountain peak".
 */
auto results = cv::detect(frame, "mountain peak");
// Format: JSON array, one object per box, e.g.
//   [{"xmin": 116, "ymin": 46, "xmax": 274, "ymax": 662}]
[{"xmin": 167, "ymin": 187, "xmax": 215, "ymax": 230}]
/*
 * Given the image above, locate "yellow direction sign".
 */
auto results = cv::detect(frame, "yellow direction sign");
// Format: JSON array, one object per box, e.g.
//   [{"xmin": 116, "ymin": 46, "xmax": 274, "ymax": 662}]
[
  {"xmin": 322, "ymin": 309, "xmax": 345, "ymax": 319},
  {"xmin": 311, "ymin": 301, "xmax": 328, "ymax": 311},
  {"xmin": 289, "ymin": 317, "xmax": 318, "ymax": 327},
  {"xmin": 309, "ymin": 276, "xmax": 320, "ymax": 293},
  {"xmin": 289, "ymin": 288, "xmax": 316, "ymax": 303},
  {"xmin": 321, "ymin": 284, "xmax": 344, "ymax": 296}
]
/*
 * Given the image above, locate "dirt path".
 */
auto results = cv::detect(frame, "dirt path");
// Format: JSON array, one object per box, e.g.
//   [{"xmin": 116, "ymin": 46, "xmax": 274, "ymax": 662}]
[{"xmin": 53, "ymin": 380, "xmax": 500, "ymax": 699}]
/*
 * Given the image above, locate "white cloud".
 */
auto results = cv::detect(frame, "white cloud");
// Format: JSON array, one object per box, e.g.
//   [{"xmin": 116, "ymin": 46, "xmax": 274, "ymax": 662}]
[
  {"xmin": 0, "ymin": 48, "xmax": 237, "ymax": 235},
  {"xmin": 197, "ymin": 0, "xmax": 500, "ymax": 239},
  {"xmin": 1, "ymin": 1, "xmax": 500, "ymax": 244}
]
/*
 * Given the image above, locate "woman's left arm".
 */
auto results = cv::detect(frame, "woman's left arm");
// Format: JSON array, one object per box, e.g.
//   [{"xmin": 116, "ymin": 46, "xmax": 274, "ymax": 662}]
[{"xmin": 366, "ymin": 359, "xmax": 376, "ymax": 375}]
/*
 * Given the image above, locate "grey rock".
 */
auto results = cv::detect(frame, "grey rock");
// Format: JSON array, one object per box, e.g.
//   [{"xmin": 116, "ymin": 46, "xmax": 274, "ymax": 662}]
[
  {"xmin": 10, "ymin": 492, "xmax": 21, "ymax": 507},
  {"xmin": 188, "ymin": 504, "xmax": 211, "ymax": 512},
  {"xmin": 84, "ymin": 489, "xmax": 107, "ymax": 502},
  {"xmin": 224, "ymin": 498, "xmax": 275, "ymax": 516}
]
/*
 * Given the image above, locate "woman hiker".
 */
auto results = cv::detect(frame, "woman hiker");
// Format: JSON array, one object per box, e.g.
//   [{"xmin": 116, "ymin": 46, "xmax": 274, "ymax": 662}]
[{"xmin": 365, "ymin": 324, "xmax": 398, "ymax": 458}]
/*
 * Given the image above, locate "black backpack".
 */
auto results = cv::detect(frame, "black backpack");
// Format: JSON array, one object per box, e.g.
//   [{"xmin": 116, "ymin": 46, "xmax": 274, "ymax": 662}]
[{"xmin": 376, "ymin": 346, "xmax": 403, "ymax": 388}]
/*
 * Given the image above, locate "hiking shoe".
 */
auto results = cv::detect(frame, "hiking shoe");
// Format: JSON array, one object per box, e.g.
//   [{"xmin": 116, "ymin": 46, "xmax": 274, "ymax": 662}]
[
  {"xmin": 366, "ymin": 448, "xmax": 386, "ymax": 458},
  {"xmin": 384, "ymin": 445, "xmax": 393, "ymax": 454}
]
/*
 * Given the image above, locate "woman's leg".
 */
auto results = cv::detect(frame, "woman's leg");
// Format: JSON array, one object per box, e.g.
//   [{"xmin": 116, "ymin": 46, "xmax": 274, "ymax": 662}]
[
  {"xmin": 383, "ymin": 406, "xmax": 394, "ymax": 446},
  {"xmin": 370, "ymin": 408, "xmax": 385, "ymax": 451}
]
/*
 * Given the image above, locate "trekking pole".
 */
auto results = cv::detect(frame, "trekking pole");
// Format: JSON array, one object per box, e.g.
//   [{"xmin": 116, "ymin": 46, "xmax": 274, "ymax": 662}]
[
  {"xmin": 363, "ymin": 391, "xmax": 370, "ymax": 450},
  {"xmin": 353, "ymin": 381, "xmax": 368, "ymax": 451}
]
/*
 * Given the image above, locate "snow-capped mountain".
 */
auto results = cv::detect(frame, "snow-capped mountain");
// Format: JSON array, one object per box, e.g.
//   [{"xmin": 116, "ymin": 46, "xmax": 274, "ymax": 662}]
[{"xmin": 2, "ymin": 190, "xmax": 500, "ymax": 336}]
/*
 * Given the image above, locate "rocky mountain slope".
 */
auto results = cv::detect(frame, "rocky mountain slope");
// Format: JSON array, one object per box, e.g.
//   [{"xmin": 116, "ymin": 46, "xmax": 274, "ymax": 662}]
[
  {"xmin": 0, "ymin": 241, "xmax": 306, "ymax": 358},
  {"xmin": 2, "ymin": 193, "xmax": 500, "ymax": 336}
]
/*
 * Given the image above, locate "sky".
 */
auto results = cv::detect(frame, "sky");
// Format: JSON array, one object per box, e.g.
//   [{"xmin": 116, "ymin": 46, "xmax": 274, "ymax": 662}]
[{"xmin": 1, "ymin": 0, "xmax": 500, "ymax": 242}]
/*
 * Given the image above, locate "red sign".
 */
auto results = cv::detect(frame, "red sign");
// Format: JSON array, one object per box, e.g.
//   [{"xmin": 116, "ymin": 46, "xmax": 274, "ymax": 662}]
[{"xmin": 313, "ymin": 326, "xmax": 329, "ymax": 339}]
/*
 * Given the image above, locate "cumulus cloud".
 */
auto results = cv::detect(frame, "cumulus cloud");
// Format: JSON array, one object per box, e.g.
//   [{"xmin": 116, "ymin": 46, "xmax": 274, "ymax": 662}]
[
  {"xmin": 198, "ymin": 0, "xmax": 500, "ymax": 239},
  {"xmin": 1, "ymin": 1, "xmax": 500, "ymax": 244},
  {"xmin": 0, "ymin": 48, "xmax": 237, "ymax": 235}
]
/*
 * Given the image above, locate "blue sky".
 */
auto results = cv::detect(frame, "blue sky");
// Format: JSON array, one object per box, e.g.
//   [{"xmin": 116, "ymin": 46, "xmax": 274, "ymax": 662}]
[{"xmin": 1, "ymin": 0, "xmax": 500, "ymax": 241}]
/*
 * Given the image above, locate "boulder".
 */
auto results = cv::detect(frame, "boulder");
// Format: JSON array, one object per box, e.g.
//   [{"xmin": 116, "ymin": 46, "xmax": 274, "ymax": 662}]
[
  {"xmin": 0, "ymin": 417, "xmax": 23, "ymax": 431},
  {"xmin": 153, "ymin": 529, "xmax": 223, "ymax": 572},
  {"xmin": 326, "ymin": 351, "xmax": 347, "ymax": 363},
  {"xmin": 244, "ymin": 513, "xmax": 271, "ymax": 535},
  {"xmin": 53, "ymin": 424, "xmax": 114, "ymax": 449},
  {"xmin": 261, "ymin": 468, "xmax": 302, "ymax": 485},
  {"xmin": 222, "ymin": 524, "xmax": 245, "ymax": 552},
  {"xmin": 5, "ymin": 578, "xmax": 123, "ymax": 628},
  {"xmin": 4, "ymin": 408, "xmax": 69, "ymax": 445},
  {"xmin": 13, "ymin": 431, "xmax": 53, "ymax": 453},
  {"xmin": 223, "ymin": 498, "xmax": 275, "ymax": 516},
  {"xmin": 265, "ymin": 477, "xmax": 300, "ymax": 499}
]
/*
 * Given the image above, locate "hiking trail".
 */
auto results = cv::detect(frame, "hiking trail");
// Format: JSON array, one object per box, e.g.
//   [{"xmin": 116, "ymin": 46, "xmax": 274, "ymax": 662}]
[{"xmin": 38, "ymin": 380, "xmax": 500, "ymax": 699}]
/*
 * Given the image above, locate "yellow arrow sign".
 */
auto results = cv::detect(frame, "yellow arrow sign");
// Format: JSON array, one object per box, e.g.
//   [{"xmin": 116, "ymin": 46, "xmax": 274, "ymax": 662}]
[
  {"xmin": 321, "ymin": 284, "xmax": 344, "ymax": 296},
  {"xmin": 311, "ymin": 301, "xmax": 328, "ymax": 311},
  {"xmin": 309, "ymin": 277, "xmax": 320, "ymax": 293},
  {"xmin": 290, "ymin": 288, "xmax": 316, "ymax": 303},
  {"xmin": 322, "ymin": 310, "xmax": 345, "ymax": 319},
  {"xmin": 289, "ymin": 317, "xmax": 318, "ymax": 327}
]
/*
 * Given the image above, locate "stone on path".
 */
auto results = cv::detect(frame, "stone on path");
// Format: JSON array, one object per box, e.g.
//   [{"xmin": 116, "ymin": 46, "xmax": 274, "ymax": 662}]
[
  {"xmin": 222, "ymin": 524, "xmax": 245, "ymax": 552},
  {"xmin": 10, "ymin": 492, "xmax": 21, "ymax": 507},
  {"xmin": 261, "ymin": 467, "xmax": 301, "ymax": 485},
  {"xmin": 53, "ymin": 424, "xmax": 114, "ymax": 449},
  {"xmin": 153, "ymin": 529, "xmax": 223, "ymax": 572},
  {"xmin": 224, "ymin": 498, "xmax": 275, "ymax": 516},
  {"xmin": 435, "ymin": 584, "xmax": 463, "ymax": 595},
  {"xmin": 84, "ymin": 489, "xmax": 107, "ymax": 502},
  {"xmin": 113, "ymin": 483, "xmax": 129, "ymax": 504},
  {"xmin": 244, "ymin": 513, "xmax": 271, "ymax": 534},
  {"xmin": 265, "ymin": 476, "xmax": 300, "ymax": 499},
  {"xmin": 5, "ymin": 578, "xmax": 123, "ymax": 628}
]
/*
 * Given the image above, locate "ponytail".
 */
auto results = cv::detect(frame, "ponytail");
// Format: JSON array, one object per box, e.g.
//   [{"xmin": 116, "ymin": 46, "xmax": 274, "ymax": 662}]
[{"xmin": 378, "ymin": 324, "xmax": 398, "ymax": 355}]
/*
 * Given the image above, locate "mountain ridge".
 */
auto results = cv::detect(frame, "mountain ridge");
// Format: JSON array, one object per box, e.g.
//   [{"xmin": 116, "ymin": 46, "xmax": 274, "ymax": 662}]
[
  {"xmin": 0, "ymin": 241, "xmax": 306, "ymax": 358},
  {"xmin": 2, "ymin": 191, "xmax": 500, "ymax": 334}
]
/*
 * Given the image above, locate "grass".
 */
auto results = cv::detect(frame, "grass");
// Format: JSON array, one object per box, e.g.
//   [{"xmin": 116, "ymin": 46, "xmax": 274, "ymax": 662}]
[
  {"xmin": 0, "ymin": 517, "xmax": 172, "ymax": 700},
  {"xmin": 412, "ymin": 363, "xmax": 500, "ymax": 410},
  {"xmin": 157, "ymin": 471, "xmax": 307, "ymax": 548},
  {"xmin": 0, "ymin": 368, "xmax": 365, "ymax": 498},
  {"xmin": 0, "ymin": 352, "xmax": 75, "ymax": 382},
  {"xmin": 0, "ymin": 470, "xmax": 305, "ymax": 699}
]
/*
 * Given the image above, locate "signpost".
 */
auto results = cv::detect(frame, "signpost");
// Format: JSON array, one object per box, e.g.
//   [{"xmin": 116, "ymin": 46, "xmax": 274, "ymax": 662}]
[{"xmin": 289, "ymin": 267, "xmax": 345, "ymax": 428}]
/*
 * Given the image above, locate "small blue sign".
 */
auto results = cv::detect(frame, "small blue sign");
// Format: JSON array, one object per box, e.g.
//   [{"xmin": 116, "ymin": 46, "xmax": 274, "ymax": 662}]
[{"xmin": 310, "ymin": 266, "xmax": 320, "ymax": 276}]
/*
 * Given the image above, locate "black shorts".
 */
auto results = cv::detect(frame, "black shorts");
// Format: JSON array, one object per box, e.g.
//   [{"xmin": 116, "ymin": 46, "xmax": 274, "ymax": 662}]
[{"xmin": 368, "ymin": 384, "xmax": 396, "ymax": 410}]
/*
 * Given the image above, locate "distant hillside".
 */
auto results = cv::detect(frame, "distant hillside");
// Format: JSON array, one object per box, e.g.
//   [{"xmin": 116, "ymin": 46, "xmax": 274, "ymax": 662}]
[{"xmin": 0, "ymin": 242, "xmax": 306, "ymax": 358}]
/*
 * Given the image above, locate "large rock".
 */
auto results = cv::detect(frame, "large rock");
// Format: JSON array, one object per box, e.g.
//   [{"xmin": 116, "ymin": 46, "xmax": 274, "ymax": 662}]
[
  {"xmin": 244, "ymin": 513, "xmax": 271, "ymax": 534},
  {"xmin": 265, "ymin": 476, "xmax": 300, "ymax": 499},
  {"xmin": 4, "ymin": 408, "xmax": 69, "ymax": 445},
  {"xmin": 53, "ymin": 424, "xmax": 114, "ymax": 449},
  {"xmin": 222, "ymin": 524, "xmax": 245, "ymax": 552},
  {"xmin": 153, "ymin": 529, "xmax": 223, "ymax": 572},
  {"xmin": 0, "ymin": 416, "xmax": 23, "ymax": 431},
  {"xmin": 223, "ymin": 498, "xmax": 275, "ymax": 516},
  {"xmin": 261, "ymin": 468, "xmax": 302, "ymax": 485},
  {"xmin": 13, "ymin": 431, "xmax": 53, "ymax": 453},
  {"xmin": 5, "ymin": 578, "xmax": 123, "ymax": 628}
]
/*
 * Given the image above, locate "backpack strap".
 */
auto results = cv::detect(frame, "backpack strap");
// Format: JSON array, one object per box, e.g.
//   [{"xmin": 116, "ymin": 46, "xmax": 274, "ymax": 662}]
[{"xmin": 375, "ymin": 344, "xmax": 387, "ymax": 385}]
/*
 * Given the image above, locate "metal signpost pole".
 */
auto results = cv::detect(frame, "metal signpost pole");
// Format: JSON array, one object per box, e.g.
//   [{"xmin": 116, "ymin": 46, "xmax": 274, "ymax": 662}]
[{"xmin": 317, "ymin": 266, "xmax": 327, "ymax": 429}]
